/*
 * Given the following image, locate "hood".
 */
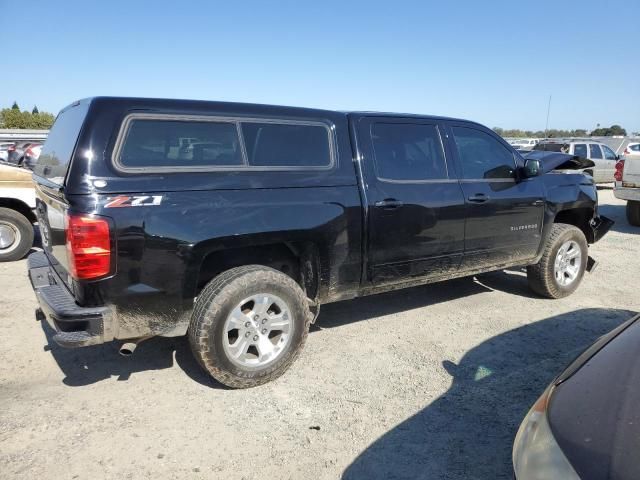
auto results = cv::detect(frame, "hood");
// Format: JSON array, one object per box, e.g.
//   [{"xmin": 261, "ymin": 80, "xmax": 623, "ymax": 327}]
[
  {"xmin": 547, "ymin": 314, "xmax": 640, "ymax": 480},
  {"xmin": 521, "ymin": 150, "xmax": 595, "ymax": 173}
]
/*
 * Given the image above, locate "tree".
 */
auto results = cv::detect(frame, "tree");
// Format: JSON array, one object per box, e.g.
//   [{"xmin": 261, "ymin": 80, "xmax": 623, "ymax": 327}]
[
  {"xmin": 0, "ymin": 105, "xmax": 55, "ymax": 129},
  {"xmin": 11, "ymin": 101, "xmax": 19, "ymax": 110},
  {"xmin": 32, "ymin": 105, "xmax": 39, "ymax": 114},
  {"xmin": 590, "ymin": 124, "xmax": 627, "ymax": 136},
  {"xmin": 492, "ymin": 127, "xmax": 590, "ymax": 138}
]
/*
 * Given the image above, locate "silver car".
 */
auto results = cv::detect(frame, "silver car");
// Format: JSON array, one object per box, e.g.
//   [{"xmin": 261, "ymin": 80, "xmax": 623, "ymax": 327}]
[{"xmin": 533, "ymin": 140, "xmax": 620, "ymax": 183}]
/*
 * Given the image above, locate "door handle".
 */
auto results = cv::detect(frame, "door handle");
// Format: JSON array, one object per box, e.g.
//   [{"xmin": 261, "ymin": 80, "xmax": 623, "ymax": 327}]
[
  {"xmin": 374, "ymin": 199, "xmax": 404, "ymax": 209},
  {"xmin": 467, "ymin": 194, "xmax": 489, "ymax": 203}
]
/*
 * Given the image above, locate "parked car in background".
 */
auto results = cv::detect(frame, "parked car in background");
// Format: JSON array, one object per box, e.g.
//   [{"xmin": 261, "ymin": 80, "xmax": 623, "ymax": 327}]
[
  {"xmin": 6, "ymin": 142, "xmax": 34, "ymax": 167},
  {"xmin": 513, "ymin": 313, "xmax": 640, "ymax": 480},
  {"xmin": 22, "ymin": 143, "xmax": 42, "ymax": 170},
  {"xmin": 533, "ymin": 140, "xmax": 619, "ymax": 183},
  {"xmin": 0, "ymin": 163, "xmax": 36, "ymax": 261},
  {"xmin": 614, "ymin": 155, "xmax": 640, "ymax": 226},
  {"xmin": 0, "ymin": 142, "xmax": 16, "ymax": 162},
  {"xmin": 27, "ymin": 97, "xmax": 612, "ymax": 388},
  {"xmin": 623, "ymin": 142, "xmax": 640, "ymax": 157},
  {"xmin": 509, "ymin": 138, "xmax": 539, "ymax": 151}
]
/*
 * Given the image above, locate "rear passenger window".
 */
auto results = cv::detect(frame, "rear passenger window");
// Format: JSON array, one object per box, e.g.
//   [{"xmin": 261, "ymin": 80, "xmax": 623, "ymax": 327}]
[
  {"xmin": 574, "ymin": 144, "xmax": 587, "ymax": 158},
  {"xmin": 589, "ymin": 144, "xmax": 603, "ymax": 159},
  {"xmin": 370, "ymin": 123, "xmax": 447, "ymax": 181},
  {"xmin": 602, "ymin": 145, "xmax": 617, "ymax": 160},
  {"xmin": 119, "ymin": 119, "xmax": 243, "ymax": 168},
  {"xmin": 241, "ymin": 123, "xmax": 331, "ymax": 168}
]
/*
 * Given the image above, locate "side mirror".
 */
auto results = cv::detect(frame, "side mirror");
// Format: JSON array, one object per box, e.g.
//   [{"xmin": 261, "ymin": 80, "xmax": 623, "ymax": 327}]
[{"xmin": 522, "ymin": 159, "xmax": 542, "ymax": 178}]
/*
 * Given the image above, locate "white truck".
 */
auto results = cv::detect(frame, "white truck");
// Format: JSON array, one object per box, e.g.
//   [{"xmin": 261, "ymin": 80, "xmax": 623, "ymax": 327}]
[
  {"xmin": 614, "ymin": 154, "xmax": 640, "ymax": 226},
  {"xmin": 0, "ymin": 163, "xmax": 36, "ymax": 261}
]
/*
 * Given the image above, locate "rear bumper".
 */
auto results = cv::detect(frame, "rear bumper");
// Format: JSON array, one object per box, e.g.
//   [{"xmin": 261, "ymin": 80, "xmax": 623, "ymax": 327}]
[
  {"xmin": 614, "ymin": 184, "xmax": 640, "ymax": 202},
  {"xmin": 28, "ymin": 251, "xmax": 112, "ymax": 348}
]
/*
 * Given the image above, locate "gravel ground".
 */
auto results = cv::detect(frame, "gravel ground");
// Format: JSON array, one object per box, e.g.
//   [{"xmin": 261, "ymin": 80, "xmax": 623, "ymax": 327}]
[{"xmin": 0, "ymin": 188, "xmax": 637, "ymax": 480}]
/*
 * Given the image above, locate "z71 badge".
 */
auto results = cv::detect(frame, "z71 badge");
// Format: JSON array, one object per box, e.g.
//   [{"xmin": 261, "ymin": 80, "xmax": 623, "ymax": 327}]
[{"xmin": 104, "ymin": 195, "xmax": 163, "ymax": 208}]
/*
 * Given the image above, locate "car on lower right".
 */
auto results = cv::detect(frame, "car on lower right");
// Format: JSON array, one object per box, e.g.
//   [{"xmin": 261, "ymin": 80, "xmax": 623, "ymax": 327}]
[{"xmin": 513, "ymin": 313, "xmax": 640, "ymax": 479}]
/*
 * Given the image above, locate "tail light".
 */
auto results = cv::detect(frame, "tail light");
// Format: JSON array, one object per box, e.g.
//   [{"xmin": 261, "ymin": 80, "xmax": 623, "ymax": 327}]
[
  {"xmin": 65, "ymin": 213, "xmax": 112, "ymax": 280},
  {"xmin": 614, "ymin": 160, "xmax": 625, "ymax": 182},
  {"xmin": 624, "ymin": 148, "xmax": 630, "ymax": 155}
]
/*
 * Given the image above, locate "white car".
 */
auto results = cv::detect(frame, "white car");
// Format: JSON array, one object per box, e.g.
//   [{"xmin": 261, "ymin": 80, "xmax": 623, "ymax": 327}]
[
  {"xmin": 0, "ymin": 163, "xmax": 36, "ymax": 261},
  {"xmin": 509, "ymin": 138, "xmax": 540, "ymax": 150},
  {"xmin": 534, "ymin": 140, "xmax": 620, "ymax": 183},
  {"xmin": 623, "ymin": 142, "xmax": 640, "ymax": 157}
]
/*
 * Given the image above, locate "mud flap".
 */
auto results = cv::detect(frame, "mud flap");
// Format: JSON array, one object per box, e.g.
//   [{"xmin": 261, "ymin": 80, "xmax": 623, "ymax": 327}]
[
  {"xmin": 586, "ymin": 256, "xmax": 598, "ymax": 273},
  {"xmin": 590, "ymin": 215, "xmax": 614, "ymax": 243}
]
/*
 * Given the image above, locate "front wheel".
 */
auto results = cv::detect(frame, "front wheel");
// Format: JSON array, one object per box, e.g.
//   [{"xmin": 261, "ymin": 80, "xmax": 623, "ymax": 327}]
[
  {"xmin": 627, "ymin": 201, "xmax": 640, "ymax": 227},
  {"xmin": 0, "ymin": 207, "xmax": 34, "ymax": 262},
  {"xmin": 527, "ymin": 223, "xmax": 588, "ymax": 299},
  {"xmin": 189, "ymin": 265, "xmax": 311, "ymax": 388}
]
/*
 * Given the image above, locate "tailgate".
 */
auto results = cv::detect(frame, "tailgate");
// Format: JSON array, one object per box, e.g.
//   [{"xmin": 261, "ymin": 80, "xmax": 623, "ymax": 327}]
[
  {"xmin": 623, "ymin": 157, "xmax": 640, "ymax": 187},
  {"xmin": 35, "ymin": 181, "xmax": 73, "ymax": 288}
]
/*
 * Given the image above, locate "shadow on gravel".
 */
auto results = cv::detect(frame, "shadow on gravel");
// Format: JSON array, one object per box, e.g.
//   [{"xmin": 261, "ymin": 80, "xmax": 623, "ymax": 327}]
[
  {"xmin": 598, "ymin": 202, "xmax": 637, "ymax": 235},
  {"xmin": 40, "ymin": 321, "xmax": 220, "ymax": 388},
  {"xmin": 342, "ymin": 307, "xmax": 636, "ymax": 480}
]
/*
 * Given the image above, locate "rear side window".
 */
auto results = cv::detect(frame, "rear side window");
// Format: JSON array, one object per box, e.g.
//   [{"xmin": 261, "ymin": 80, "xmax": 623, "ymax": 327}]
[
  {"xmin": 370, "ymin": 123, "xmax": 447, "ymax": 181},
  {"xmin": 33, "ymin": 102, "xmax": 89, "ymax": 184},
  {"xmin": 574, "ymin": 144, "xmax": 587, "ymax": 157},
  {"xmin": 589, "ymin": 144, "xmax": 603, "ymax": 159},
  {"xmin": 242, "ymin": 122, "xmax": 331, "ymax": 168},
  {"xmin": 115, "ymin": 115, "xmax": 333, "ymax": 171},
  {"xmin": 119, "ymin": 119, "xmax": 243, "ymax": 168},
  {"xmin": 631, "ymin": 144, "xmax": 640, "ymax": 152},
  {"xmin": 602, "ymin": 145, "xmax": 617, "ymax": 160}
]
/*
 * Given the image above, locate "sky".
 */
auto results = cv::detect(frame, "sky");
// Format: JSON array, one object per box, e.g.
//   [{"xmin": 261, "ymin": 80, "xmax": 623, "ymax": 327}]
[{"xmin": 2, "ymin": 0, "xmax": 639, "ymax": 132}]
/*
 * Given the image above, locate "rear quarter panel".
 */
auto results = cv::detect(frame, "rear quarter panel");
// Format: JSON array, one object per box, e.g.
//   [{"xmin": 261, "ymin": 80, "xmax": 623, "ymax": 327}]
[{"xmin": 65, "ymin": 99, "xmax": 363, "ymax": 338}]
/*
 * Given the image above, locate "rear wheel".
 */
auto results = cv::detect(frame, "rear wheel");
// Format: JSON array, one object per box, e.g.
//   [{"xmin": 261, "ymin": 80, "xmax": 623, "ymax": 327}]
[
  {"xmin": 527, "ymin": 223, "xmax": 588, "ymax": 299},
  {"xmin": 627, "ymin": 201, "xmax": 640, "ymax": 227},
  {"xmin": 0, "ymin": 207, "xmax": 34, "ymax": 262},
  {"xmin": 189, "ymin": 265, "xmax": 310, "ymax": 388}
]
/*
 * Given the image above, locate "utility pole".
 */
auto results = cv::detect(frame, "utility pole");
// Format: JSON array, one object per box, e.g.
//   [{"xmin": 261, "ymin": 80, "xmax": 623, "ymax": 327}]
[{"xmin": 544, "ymin": 95, "xmax": 552, "ymax": 138}]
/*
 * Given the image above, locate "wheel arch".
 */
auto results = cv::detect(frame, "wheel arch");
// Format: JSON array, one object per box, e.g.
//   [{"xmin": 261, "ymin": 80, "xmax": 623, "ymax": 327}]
[
  {"xmin": 0, "ymin": 198, "xmax": 36, "ymax": 223},
  {"xmin": 553, "ymin": 207, "xmax": 595, "ymax": 243},
  {"xmin": 188, "ymin": 240, "xmax": 322, "ymax": 304}
]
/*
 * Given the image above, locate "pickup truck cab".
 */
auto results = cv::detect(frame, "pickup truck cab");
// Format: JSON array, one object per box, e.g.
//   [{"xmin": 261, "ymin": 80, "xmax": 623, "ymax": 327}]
[{"xmin": 28, "ymin": 97, "xmax": 612, "ymax": 388}]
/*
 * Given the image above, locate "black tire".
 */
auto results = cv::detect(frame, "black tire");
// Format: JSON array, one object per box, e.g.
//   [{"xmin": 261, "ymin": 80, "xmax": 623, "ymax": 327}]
[
  {"xmin": 0, "ymin": 207, "xmax": 34, "ymax": 262},
  {"xmin": 526, "ymin": 223, "xmax": 588, "ymax": 299},
  {"xmin": 189, "ymin": 265, "xmax": 311, "ymax": 388},
  {"xmin": 627, "ymin": 201, "xmax": 640, "ymax": 227}
]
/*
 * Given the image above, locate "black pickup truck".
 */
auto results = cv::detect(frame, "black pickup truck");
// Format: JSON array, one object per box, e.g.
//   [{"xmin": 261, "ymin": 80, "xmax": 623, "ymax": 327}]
[{"xmin": 28, "ymin": 97, "xmax": 612, "ymax": 388}]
